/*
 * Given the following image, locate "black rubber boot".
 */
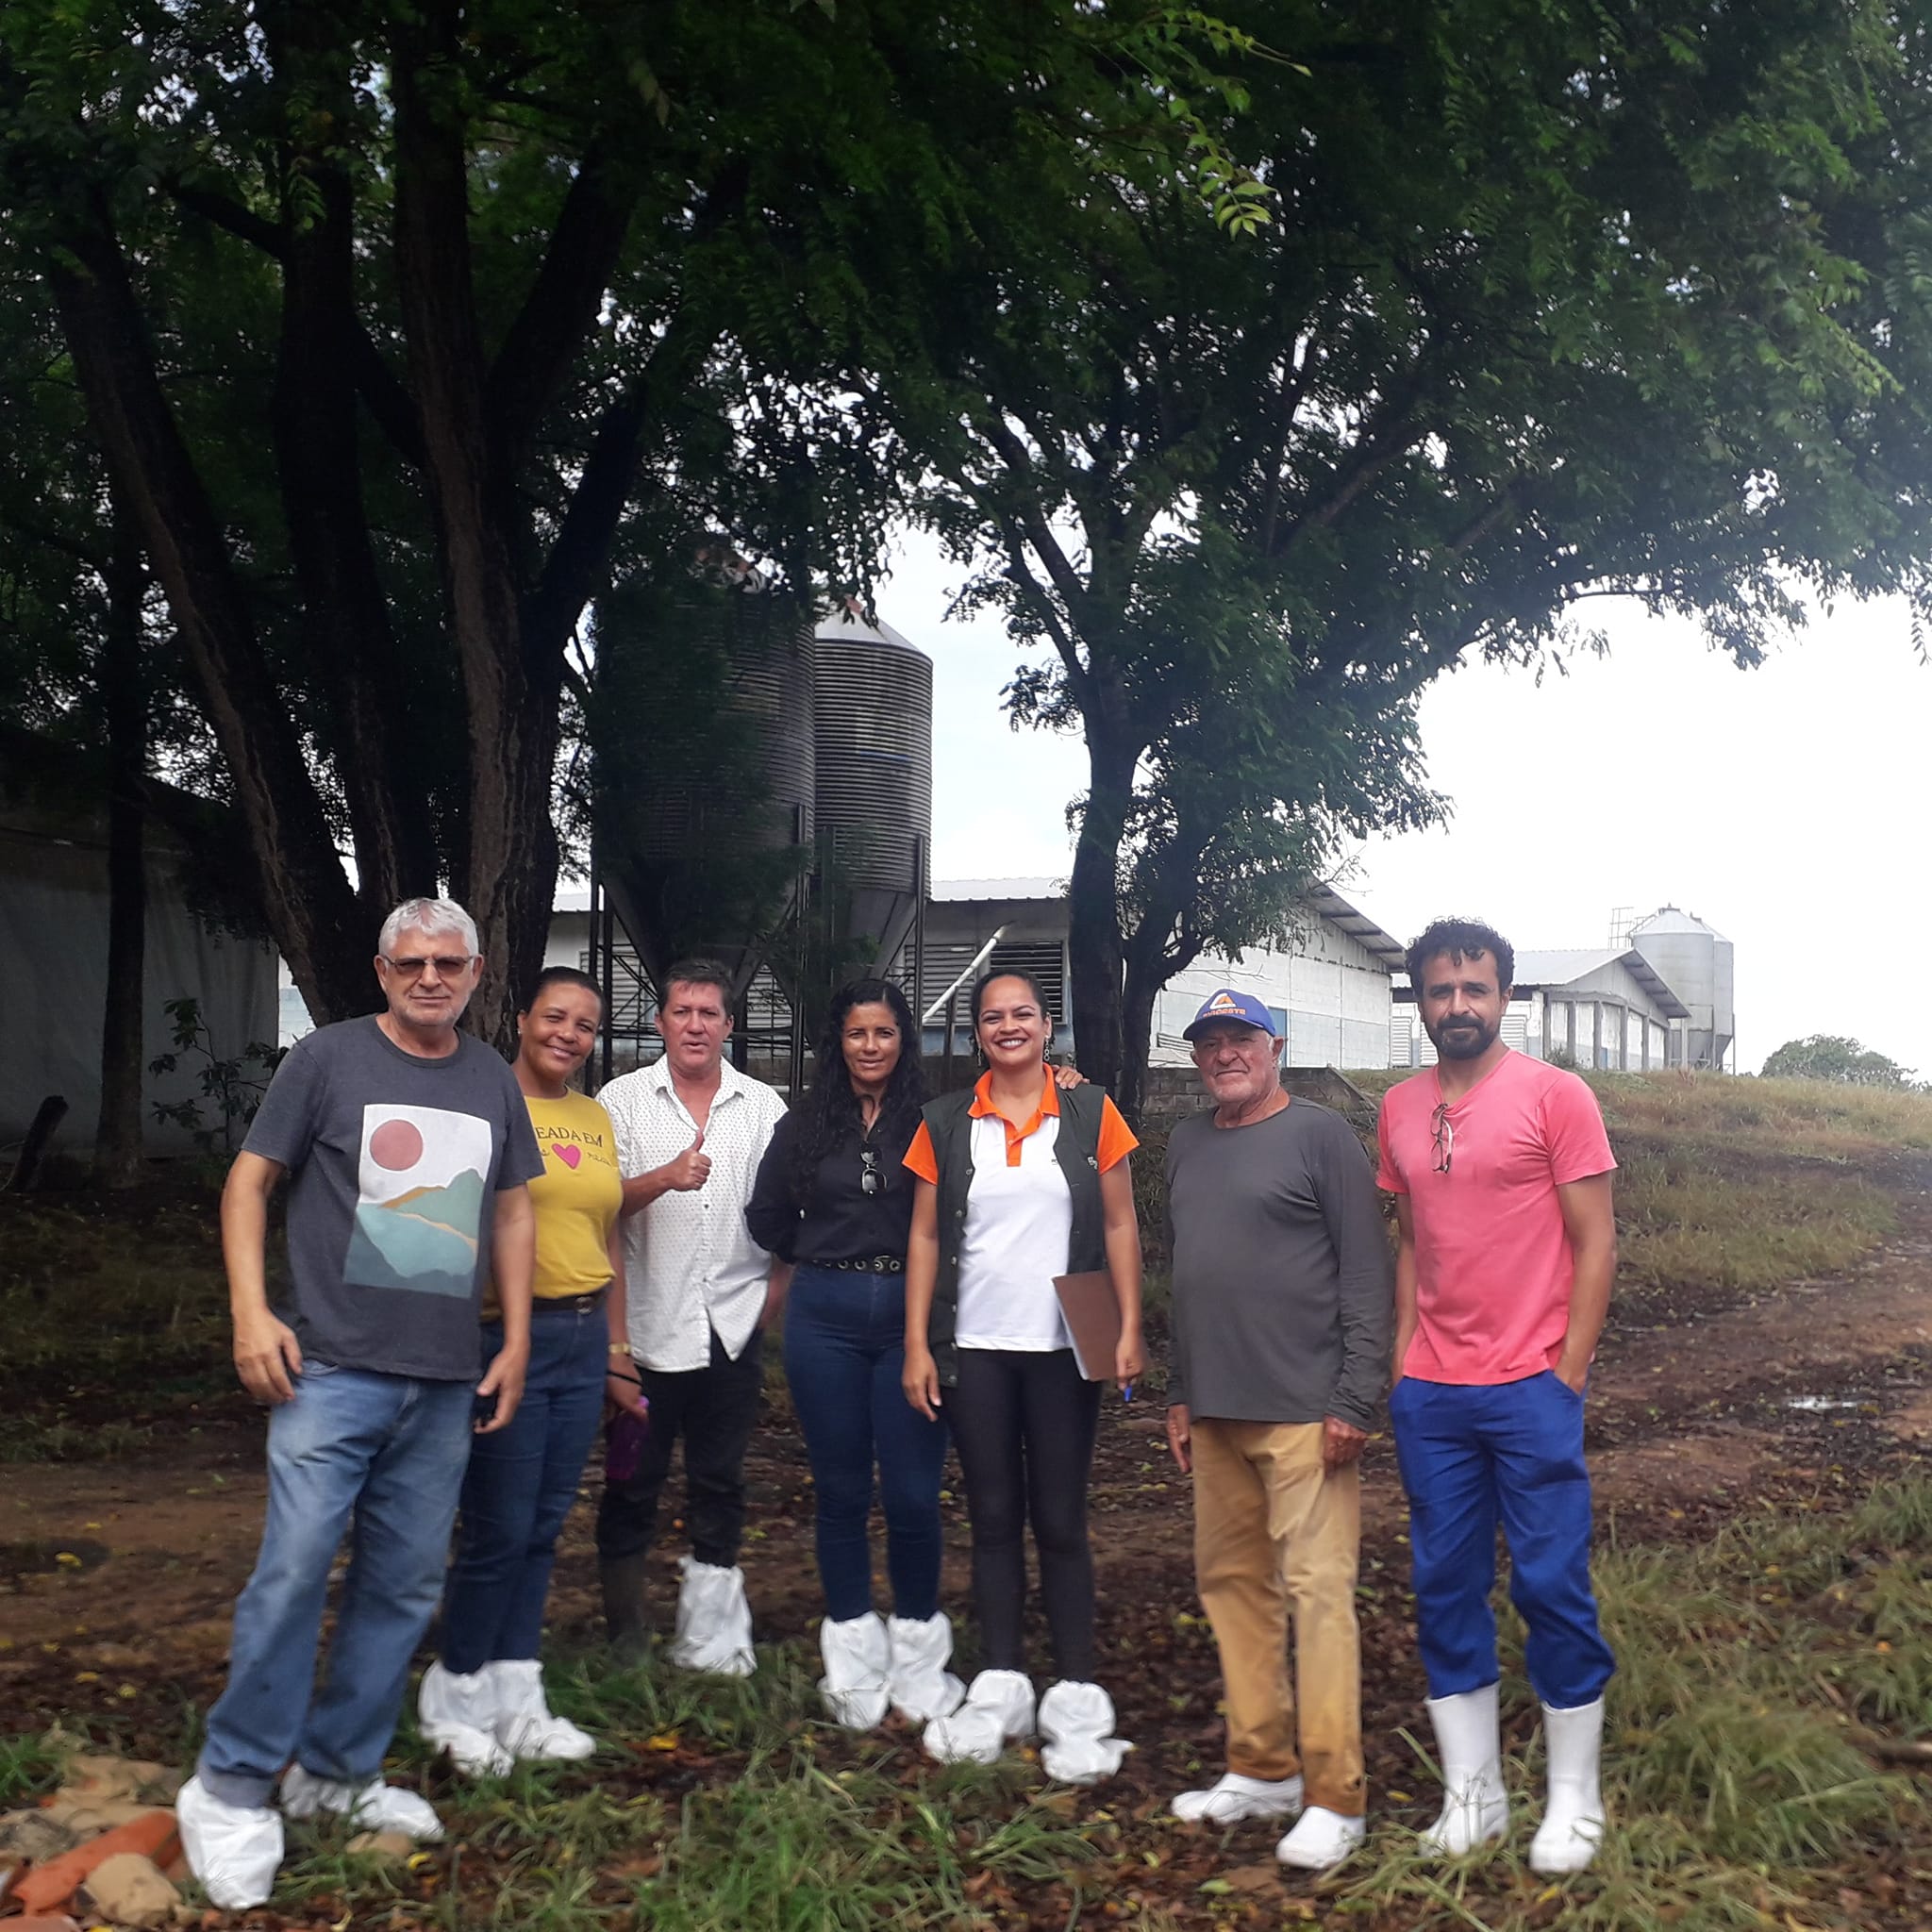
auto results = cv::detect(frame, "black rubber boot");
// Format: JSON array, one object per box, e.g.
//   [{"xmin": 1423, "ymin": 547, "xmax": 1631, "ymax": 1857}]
[{"xmin": 600, "ymin": 1555, "xmax": 652, "ymax": 1656}]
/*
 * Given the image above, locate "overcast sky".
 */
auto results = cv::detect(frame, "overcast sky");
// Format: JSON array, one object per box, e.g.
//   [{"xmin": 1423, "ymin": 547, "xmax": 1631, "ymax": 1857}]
[{"xmin": 880, "ymin": 528, "xmax": 1932, "ymax": 1079}]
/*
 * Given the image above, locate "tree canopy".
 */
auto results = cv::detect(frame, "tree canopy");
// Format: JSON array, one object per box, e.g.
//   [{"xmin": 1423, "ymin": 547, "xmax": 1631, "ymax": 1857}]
[
  {"xmin": 1760, "ymin": 1035, "xmax": 1921, "ymax": 1089},
  {"xmin": 854, "ymin": 0, "xmax": 1932, "ymax": 1108},
  {"xmin": 7, "ymin": 0, "xmax": 1932, "ymax": 1091}
]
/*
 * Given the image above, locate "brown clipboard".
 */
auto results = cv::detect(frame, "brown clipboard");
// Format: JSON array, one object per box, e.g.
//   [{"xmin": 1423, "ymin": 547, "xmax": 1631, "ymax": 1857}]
[{"xmin": 1053, "ymin": 1270, "xmax": 1121, "ymax": 1381}]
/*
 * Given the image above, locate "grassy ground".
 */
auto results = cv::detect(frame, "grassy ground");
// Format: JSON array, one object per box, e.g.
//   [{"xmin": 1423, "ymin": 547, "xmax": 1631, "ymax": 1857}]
[
  {"xmin": 5, "ymin": 1070, "xmax": 1932, "ymax": 1925},
  {"xmin": 2, "ymin": 1479, "xmax": 1926, "ymax": 1929}
]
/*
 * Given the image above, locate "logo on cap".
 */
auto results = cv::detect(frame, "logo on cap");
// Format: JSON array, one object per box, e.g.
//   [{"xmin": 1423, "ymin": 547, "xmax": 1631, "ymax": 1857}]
[{"xmin": 1181, "ymin": 987, "xmax": 1280, "ymax": 1041}]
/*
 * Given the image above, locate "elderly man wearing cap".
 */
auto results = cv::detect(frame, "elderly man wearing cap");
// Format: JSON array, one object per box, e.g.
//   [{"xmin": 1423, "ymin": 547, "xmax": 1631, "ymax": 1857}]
[{"xmin": 1162, "ymin": 989, "xmax": 1392, "ymax": 1871}]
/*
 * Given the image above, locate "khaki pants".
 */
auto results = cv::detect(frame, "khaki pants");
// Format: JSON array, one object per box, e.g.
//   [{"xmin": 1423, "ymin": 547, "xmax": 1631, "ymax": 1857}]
[{"xmin": 1191, "ymin": 1417, "xmax": 1365, "ymax": 1815}]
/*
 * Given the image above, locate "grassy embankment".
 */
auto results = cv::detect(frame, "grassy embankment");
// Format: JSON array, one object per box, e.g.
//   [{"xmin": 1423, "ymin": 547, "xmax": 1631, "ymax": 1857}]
[{"xmin": 2, "ymin": 1073, "xmax": 1930, "ymax": 1927}]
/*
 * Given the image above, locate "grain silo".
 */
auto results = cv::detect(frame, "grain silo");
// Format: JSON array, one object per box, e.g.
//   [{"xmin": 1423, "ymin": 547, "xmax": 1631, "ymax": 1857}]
[
  {"xmin": 811, "ymin": 601, "xmax": 933, "ymax": 974},
  {"xmin": 1629, "ymin": 906, "xmax": 1735, "ymax": 1071},
  {"xmin": 591, "ymin": 555, "xmax": 815, "ymax": 999}
]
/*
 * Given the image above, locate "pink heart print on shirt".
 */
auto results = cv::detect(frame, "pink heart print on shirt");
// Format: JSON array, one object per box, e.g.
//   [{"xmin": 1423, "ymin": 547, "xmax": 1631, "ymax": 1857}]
[{"xmin": 551, "ymin": 1142, "xmax": 582, "ymax": 1169}]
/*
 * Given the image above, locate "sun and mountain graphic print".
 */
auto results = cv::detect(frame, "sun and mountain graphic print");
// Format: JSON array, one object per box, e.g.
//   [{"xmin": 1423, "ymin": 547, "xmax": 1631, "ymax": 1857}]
[{"xmin": 342, "ymin": 1103, "xmax": 492, "ymax": 1299}]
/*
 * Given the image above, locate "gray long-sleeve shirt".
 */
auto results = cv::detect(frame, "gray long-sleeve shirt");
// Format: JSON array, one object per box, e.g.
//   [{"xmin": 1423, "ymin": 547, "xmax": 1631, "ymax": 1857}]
[{"xmin": 1164, "ymin": 1099, "xmax": 1392, "ymax": 1430}]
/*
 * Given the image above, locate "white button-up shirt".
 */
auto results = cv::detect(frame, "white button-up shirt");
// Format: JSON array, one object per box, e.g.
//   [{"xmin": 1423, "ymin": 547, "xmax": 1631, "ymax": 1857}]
[{"xmin": 598, "ymin": 1056, "xmax": 790, "ymax": 1371}]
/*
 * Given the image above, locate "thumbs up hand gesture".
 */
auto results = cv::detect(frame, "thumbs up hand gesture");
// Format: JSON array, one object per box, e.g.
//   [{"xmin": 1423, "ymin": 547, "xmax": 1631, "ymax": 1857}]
[{"xmin": 662, "ymin": 1128, "xmax": 711, "ymax": 1192}]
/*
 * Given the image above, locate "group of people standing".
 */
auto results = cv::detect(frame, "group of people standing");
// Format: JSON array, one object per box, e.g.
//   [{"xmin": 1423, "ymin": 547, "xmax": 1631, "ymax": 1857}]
[{"xmin": 175, "ymin": 896, "xmax": 1619, "ymax": 1909}]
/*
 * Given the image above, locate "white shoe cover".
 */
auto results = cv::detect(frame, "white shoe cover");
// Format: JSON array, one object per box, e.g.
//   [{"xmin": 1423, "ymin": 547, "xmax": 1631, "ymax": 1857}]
[
  {"xmin": 176, "ymin": 1774, "xmax": 284, "ymax": 1911},
  {"xmin": 886, "ymin": 1612, "xmax": 965, "ymax": 1724},
  {"xmin": 1172, "ymin": 1770, "xmax": 1305, "ymax": 1824},
  {"xmin": 1275, "ymin": 1806, "xmax": 1365, "ymax": 1871},
  {"xmin": 280, "ymin": 1765, "xmax": 443, "ymax": 1841},
  {"xmin": 418, "ymin": 1660, "xmax": 515, "ymax": 1774},
  {"xmin": 1037, "ymin": 1679, "xmax": 1134, "ymax": 1785},
  {"xmin": 922, "ymin": 1668, "xmax": 1036, "ymax": 1765},
  {"xmin": 817, "ymin": 1612, "xmax": 891, "ymax": 1729},
  {"xmin": 1528, "ymin": 1698, "xmax": 1606, "ymax": 1874},
  {"xmin": 491, "ymin": 1658, "xmax": 596, "ymax": 1762},
  {"xmin": 1421, "ymin": 1682, "xmax": 1509, "ymax": 1856},
  {"xmin": 668, "ymin": 1557, "xmax": 757, "ymax": 1677}
]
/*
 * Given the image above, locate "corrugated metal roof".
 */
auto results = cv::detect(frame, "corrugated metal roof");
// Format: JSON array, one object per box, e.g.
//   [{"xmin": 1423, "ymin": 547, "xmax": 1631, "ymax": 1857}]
[
  {"xmin": 1511, "ymin": 947, "xmax": 1690, "ymax": 1019},
  {"xmin": 1302, "ymin": 882, "xmax": 1407, "ymax": 966}
]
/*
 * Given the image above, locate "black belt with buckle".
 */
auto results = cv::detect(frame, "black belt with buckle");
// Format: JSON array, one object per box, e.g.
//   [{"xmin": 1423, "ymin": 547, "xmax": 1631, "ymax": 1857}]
[
  {"xmin": 531, "ymin": 1288, "xmax": 608, "ymax": 1314},
  {"xmin": 806, "ymin": 1255, "xmax": 906, "ymax": 1274}
]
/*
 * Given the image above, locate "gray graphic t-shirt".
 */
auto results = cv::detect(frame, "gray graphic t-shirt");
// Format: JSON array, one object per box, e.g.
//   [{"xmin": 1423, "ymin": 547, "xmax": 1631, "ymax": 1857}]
[{"xmin": 243, "ymin": 1016, "xmax": 543, "ymax": 1379}]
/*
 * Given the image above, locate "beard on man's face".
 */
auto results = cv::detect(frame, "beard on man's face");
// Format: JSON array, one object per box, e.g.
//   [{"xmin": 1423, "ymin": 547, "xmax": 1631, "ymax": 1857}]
[{"xmin": 1431, "ymin": 1014, "xmax": 1497, "ymax": 1060}]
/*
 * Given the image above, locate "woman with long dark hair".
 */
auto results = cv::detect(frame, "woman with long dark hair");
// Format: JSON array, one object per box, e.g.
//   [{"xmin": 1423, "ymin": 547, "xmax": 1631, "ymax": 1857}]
[
  {"xmin": 902, "ymin": 968, "xmax": 1143, "ymax": 1782},
  {"xmin": 745, "ymin": 977, "xmax": 962, "ymax": 1728}
]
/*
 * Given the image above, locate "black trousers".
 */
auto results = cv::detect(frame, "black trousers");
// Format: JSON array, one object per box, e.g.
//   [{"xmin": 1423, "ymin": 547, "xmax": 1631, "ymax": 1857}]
[
  {"xmin": 595, "ymin": 1327, "xmax": 765, "ymax": 1569},
  {"xmin": 947, "ymin": 1346, "xmax": 1104, "ymax": 1681}
]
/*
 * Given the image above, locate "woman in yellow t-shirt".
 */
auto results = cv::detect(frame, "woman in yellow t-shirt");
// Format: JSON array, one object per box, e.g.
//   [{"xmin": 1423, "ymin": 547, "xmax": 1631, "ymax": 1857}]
[{"xmin": 419, "ymin": 968, "xmax": 641, "ymax": 1771}]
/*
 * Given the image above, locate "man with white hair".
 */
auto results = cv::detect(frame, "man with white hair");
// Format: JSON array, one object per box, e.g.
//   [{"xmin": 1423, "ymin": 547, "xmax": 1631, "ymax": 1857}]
[
  {"xmin": 1162, "ymin": 990, "xmax": 1391, "ymax": 1873},
  {"xmin": 176, "ymin": 899, "xmax": 541, "ymax": 1911}
]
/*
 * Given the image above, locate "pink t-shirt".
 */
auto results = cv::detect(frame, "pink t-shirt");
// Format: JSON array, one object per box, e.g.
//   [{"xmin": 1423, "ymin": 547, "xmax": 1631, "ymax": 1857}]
[{"xmin": 1377, "ymin": 1051, "xmax": 1615, "ymax": 1385}]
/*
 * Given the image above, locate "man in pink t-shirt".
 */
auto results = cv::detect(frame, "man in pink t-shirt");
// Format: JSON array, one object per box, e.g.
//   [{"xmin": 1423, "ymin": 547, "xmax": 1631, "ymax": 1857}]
[{"xmin": 1377, "ymin": 918, "xmax": 1618, "ymax": 1877}]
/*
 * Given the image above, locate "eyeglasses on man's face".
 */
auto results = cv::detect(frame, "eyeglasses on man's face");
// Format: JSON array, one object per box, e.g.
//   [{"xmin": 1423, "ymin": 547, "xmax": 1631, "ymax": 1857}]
[
  {"xmin": 1430, "ymin": 1102, "xmax": 1455, "ymax": 1174},
  {"xmin": 382, "ymin": 954, "xmax": 475, "ymax": 981}
]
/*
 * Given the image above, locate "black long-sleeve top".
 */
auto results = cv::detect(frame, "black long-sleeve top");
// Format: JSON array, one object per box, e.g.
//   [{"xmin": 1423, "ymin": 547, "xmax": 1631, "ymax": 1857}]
[{"xmin": 744, "ymin": 1107, "xmax": 916, "ymax": 1264}]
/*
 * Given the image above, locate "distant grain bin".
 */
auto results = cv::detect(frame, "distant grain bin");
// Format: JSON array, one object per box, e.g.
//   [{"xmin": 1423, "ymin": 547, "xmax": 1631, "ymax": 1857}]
[
  {"xmin": 592, "ymin": 556, "xmax": 814, "ymax": 991},
  {"xmin": 1630, "ymin": 906, "xmax": 1735, "ymax": 1071},
  {"xmin": 812, "ymin": 601, "xmax": 933, "ymax": 972}
]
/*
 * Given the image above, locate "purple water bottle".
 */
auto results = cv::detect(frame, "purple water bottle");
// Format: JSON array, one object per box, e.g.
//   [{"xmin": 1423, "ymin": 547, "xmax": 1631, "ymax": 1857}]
[{"xmin": 606, "ymin": 1402, "xmax": 650, "ymax": 1485}]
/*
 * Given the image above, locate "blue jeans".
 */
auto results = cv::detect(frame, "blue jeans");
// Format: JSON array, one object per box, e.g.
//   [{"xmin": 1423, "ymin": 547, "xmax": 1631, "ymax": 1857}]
[
  {"xmin": 782, "ymin": 1264, "xmax": 947, "ymax": 1622},
  {"xmin": 1388, "ymin": 1371, "xmax": 1616, "ymax": 1709},
  {"xmin": 198, "ymin": 1364, "xmax": 476, "ymax": 1806},
  {"xmin": 441, "ymin": 1304, "xmax": 608, "ymax": 1674}
]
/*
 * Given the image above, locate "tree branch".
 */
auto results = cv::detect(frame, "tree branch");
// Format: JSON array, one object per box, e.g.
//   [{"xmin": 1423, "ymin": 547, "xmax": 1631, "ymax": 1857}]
[
  {"xmin": 485, "ymin": 145, "xmax": 636, "ymax": 468},
  {"xmin": 161, "ymin": 173, "xmax": 425, "ymax": 466}
]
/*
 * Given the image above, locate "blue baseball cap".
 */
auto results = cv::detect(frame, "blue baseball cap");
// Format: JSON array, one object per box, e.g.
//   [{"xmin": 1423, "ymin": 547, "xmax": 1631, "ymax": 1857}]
[{"xmin": 1181, "ymin": 989, "xmax": 1280, "ymax": 1041}]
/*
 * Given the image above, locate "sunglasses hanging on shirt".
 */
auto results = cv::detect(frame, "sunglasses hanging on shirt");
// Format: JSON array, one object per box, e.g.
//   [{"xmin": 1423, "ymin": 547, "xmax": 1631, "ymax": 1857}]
[{"xmin": 859, "ymin": 1145, "xmax": 881, "ymax": 1195}]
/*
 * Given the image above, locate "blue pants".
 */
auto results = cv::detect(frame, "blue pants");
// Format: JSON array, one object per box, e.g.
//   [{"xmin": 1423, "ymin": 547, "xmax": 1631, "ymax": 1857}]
[
  {"xmin": 198, "ymin": 1364, "xmax": 476, "ymax": 1806},
  {"xmin": 1388, "ymin": 1372, "xmax": 1615, "ymax": 1710},
  {"xmin": 441, "ymin": 1304, "xmax": 608, "ymax": 1674},
  {"xmin": 782, "ymin": 1265, "xmax": 948, "ymax": 1623}
]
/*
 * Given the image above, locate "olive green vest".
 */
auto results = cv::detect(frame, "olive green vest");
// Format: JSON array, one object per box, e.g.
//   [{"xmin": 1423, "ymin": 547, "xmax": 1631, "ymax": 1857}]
[{"xmin": 921, "ymin": 1082, "xmax": 1109, "ymax": 1388}]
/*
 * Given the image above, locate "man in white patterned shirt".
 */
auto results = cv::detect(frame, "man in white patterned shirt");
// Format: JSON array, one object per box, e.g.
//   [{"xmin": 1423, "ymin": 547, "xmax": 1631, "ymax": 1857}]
[{"xmin": 594, "ymin": 958, "xmax": 790, "ymax": 1670}]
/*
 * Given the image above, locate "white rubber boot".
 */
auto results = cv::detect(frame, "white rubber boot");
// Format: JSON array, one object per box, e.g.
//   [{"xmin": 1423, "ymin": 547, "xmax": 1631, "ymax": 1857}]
[
  {"xmin": 417, "ymin": 1660, "xmax": 514, "ymax": 1774},
  {"xmin": 279, "ymin": 1766, "xmax": 442, "ymax": 1840},
  {"xmin": 491, "ymin": 1658, "xmax": 597, "ymax": 1762},
  {"xmin": 1275, "ymin": 1806, "xmax": 1366, "ymax": 1871},
  {"xmin": 1421, "ymin": 1683, "xmax": 1509, "ymax": 1856},
  {"xmin": 922, "ymin": 1668, "xmax": 1036, "ymax": 1764},
  {"xmin": 1172, "ymin": 1770, "xmax": 1305, "ymax": 1824},
  {"xmin": 176, "ymin": 1775, "xmax": 284, "ymax": 1911},
  {"xmin": 1528, "ymin": 1698, "xmax": 1606, "ymax": 1874},
  {"xmin": 668, "ymin": 1557, "xmax": 756, "ymax": 1677},
  {"xmin": 1037, "ymin": 1679, "xmax": 1134, "ymax": 1785},
  {"xmin": 886, "ymin": 1612, "xmax": 965, "ymax": 1724},
  {"xmin": 818, "ymin": 1611, "xmax": 891, "ymax": 1729}
]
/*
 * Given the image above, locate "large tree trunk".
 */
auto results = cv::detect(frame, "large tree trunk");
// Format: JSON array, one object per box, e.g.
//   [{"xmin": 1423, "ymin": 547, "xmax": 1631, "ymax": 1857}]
[
  {"xmin": 43, "ymin": 188, "xmax": 375, "ymax": 1023},
  {"xmin": 1116, "ymin": 967, "xmax": 1160, "ymax": 1127},
  {"xmin": 1066, "ymin": 692, "xmax": 1136, "ymax": 1101},
  {"xmin": 92, "ymin": 503, "xmax": 147, "ymax": 1188},
  {"xmin": 266, "ymin": 0, "xmax": 439, "ymax": 921}
]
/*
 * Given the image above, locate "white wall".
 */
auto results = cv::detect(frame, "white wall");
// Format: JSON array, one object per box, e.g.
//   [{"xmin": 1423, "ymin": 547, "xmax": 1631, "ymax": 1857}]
[
  {"xmin": 1, "ymin": 833, "xmax": 276, "ymax": 1154},
  {"xmin": 1153, "ymin": 918, "xmax": 1392, "ymax": 1070}
]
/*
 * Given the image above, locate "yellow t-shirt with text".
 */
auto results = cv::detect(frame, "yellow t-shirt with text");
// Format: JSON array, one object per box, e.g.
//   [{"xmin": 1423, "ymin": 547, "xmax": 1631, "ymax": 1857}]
[{"xmin": 525, "ymin": 1091, "xmax": 624, "ymax": 1300}]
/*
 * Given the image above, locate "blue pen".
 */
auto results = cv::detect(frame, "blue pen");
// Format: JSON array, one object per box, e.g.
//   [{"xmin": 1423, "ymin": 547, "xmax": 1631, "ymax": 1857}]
[{"xmin": 1122, "ymin": 1380, "xmax": 1135, "ymax": 1403}]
